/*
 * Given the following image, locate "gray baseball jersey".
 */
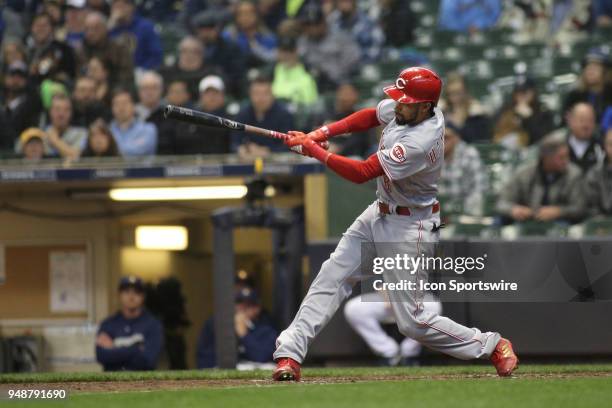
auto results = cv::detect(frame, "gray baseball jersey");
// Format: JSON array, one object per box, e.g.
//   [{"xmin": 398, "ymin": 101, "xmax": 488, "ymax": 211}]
[
  {"xmin": 375, "ymin": 99, "xmax": 445, "ymax": 208},
  {"xmin": 274, "ymin": 99, "xmax": 501, "ymax": 365}
]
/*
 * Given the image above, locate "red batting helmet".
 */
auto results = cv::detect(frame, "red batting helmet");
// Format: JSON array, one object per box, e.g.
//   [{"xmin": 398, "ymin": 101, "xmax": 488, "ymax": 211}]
[{"xmin": 383, "ymin": 67, "xmax": 442, "ymax": 105}]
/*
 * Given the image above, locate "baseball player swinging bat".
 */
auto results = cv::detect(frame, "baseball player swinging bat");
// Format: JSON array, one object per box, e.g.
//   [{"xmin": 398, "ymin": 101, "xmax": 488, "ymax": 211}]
[{"xmin": 271, "ymin": 67, "xmax": 519, "ymax": 382}]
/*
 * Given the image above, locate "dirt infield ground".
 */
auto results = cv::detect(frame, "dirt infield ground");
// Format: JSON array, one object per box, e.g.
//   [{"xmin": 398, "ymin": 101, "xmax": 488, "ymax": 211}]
[
  {"xmin": 2, "ymin": 366, "xmax": 612, "ymax": 408},
  {"xmin": 3, "ymin": 368, "xmax": 612, "ymax": 394}
]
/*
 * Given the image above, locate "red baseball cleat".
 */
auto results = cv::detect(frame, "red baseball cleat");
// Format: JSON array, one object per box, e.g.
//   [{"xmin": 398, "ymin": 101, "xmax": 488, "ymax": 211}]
[
  {"xmin": 272, "ymin": 357, "xmax": 301, "ymax": 381},
  {"xmin": 491, "ymin": 338, "xmax": 519, "ymax": 377}
]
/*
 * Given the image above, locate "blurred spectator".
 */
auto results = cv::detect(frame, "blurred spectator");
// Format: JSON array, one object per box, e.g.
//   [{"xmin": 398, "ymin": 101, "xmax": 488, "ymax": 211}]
[
  {"xmin": 603, "ymin": 107, "xmax": 612, "ymax": 133},
  {"xmin": 493, "ymin": 77, "xmax": 555, "ymax": 148},
  {"xmin": 71, "ymin": 76, "xmax": 110, "ymax": 127},
  {"xmin": 188, "ymin": 75, "xmax": 231, "ymax": 154},
  {"xmin": 19, "ymin": 128, "xmax": 48, "ymax": 161},
  {"xmin": 165, "ymin": 79, "xmax": 192, "ymax": 107},
  {"xmin": 26, "ymin": 12, "xmax": 77, "ymax": 83},
  {"xmin": 584, "ymin": 128, "xmax": 612, "ymax": 216},
  {"xmin": 41, "ymin": 0, "xmax": 63, "ymax": 26},
  {"xmin": 2, "ymin": 61, "xmax": 43, "ymax": 136},
  {"xmin": 181, "ymin": 0, "xmax": 217, "ymax": 28},
  {"xmin": 258, "ymin": 0, "xmax": 287, "ymax": 31},
  {"xmin": 60, "ymin": 0, "xmax": 87, "ymax": 48},
  {"xmin": 440, "ymin": 73, "xmax": 492, "ymax": 143},
  {"xmin": 593, "ymin": 0, "xmax": 612, "ymax": 27},
  {"xmin": 136, "ymin": 71, "xmax": 165, "ymax": 127},
  {"xmin": 192, "ymin": 11, "xmax": 247, "ymax": 98},
  {"xmin": 85, "ymin": 56, "xmax": 112, "ymax": 105},
  {"xmin": 196, "ymin": 287, "xmax": 277, "ymax": 369},
  {"xmin": 109, "ymin": 0, "xmax": 163, "ymax": 70},
  {"xmin": 232, "ymin": 76, "xmax": 295, "ymax": 158},
  {"xmin": 437, "ymin": 0, "xmax": 502, "ymax": 33},
  {"xmin": 78, "ymin": 11, "xmax": 134, "ymax": 87},
  {"xmin": 0, "ymin": 110, "xmax": 16, "ymax": 153},
  {"xmin": 562, "ymin": 47, "xmax": 612, "ymax": 121},
  {"xmin": 222, "ymin": 1, "xmax": 278, "ymax": 67},
  {"xmin": 160, "ymin": 36, "xmax": 217, "ymax": 100},
  {"xmin": 157, "ymin": 75, "xmax": 232, "ymax": 155},
  {"xmin": 376, "ymin": 0, "xmax": 416, "ymax": 48},
  {"xmin": 96, "ymin": 276, "xmax": 163, "ymax": 371},
  {"xmin": 81, "ymin": 118, "xmax": 121, "ymax": 157},
  {"xmin": 309, "ymin": 82, "xmax": 372, "ymax": 157},
  {"xmin": 1, "ymin": 38, "xmax": 27, "ymax": 72},
  {"xmin": 549, "ymin": 0, "xmax": 591, "ymax": 45},
  {"xmin": 43, "ymin": 93, "xmax": 87, "ymax": 159},
  {"xmin": 137, "ymin": 0, "xmax": 179, "ymax": 22},
  {"xmin": 328, "ymin": 0, "xmax": 385, "ymax": 62},
  {"xmin": 135, "ymin": 71, "xmax": 175, "ymax": 155},
  {"xmin": 1, "ymin": 5, "xmax": 27, "ymax": 40},
  {"xmin": 549, "ymin": 102, "xmax": 603, "ymax": 174},
  {"xmin": 87, "ymin": 0, "xmax": 111, "ymax": 16},
  {"xmin": 497, "ymin": 1, "xmax": 549, "ymax": 43},
  {"xmin": 497, "ymin": 133, "xmax": 585, "ymax": 224},
  {"xmin": 439, "ymin": 123, "xmax": 487, "ymax": 216},
  {"xmin": 271, "ymin": 37, "xmax": 318, "ymax": 109},
  {"xmin": 277, "ymin": 17, "xmax": 302, "ymax": 38},
  {"xmin": 143, "ymin": 277, "xmax": 191, "ymax": 370},
  {"xmin": 297, "ymin": 6, "xmax": 360, "ymax": 91},
  {"xmin": 110, "ymin": 88, "xmax": 158, "ymax": 156}
]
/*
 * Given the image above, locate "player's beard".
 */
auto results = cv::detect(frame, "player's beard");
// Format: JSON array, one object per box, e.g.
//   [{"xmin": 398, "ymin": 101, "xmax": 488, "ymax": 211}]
[{"xmin": 395, "ymin": 111, "xmax": 418, "ymax": 126}]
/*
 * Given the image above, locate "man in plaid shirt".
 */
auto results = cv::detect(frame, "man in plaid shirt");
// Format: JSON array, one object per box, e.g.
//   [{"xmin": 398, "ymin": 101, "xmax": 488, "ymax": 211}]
[{"xmin": 439, "ymin": 123, "xmax": 487, "ymax": 216}]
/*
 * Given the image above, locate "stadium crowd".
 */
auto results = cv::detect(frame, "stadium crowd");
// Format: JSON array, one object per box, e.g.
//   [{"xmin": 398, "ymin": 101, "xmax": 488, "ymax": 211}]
[{"xmin": 0, "ymin": 0, "xmax": 611, "ymax": 225}]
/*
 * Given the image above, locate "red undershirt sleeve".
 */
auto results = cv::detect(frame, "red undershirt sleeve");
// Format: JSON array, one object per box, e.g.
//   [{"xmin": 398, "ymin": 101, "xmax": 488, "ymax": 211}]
[
  {"xmin": 324, "ymin": 108, "xmax": 380, "ymax": 137},
  {"xmin": 308, "ymin": 143, "xmax": 384, "ymax": 184}
]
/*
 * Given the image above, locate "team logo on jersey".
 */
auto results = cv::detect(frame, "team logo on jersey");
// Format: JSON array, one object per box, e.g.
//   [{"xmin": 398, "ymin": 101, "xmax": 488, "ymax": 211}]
[{"xmin": 390, "ymin": 143, "xmax": 406, "ymax": 163}]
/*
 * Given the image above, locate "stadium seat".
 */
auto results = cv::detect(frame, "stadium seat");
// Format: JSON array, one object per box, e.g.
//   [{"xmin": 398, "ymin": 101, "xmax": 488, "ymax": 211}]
[
  {"xmin": 552, "ymin": 57, "xmax": 581, "ymax": 76},
  {"xmin": 482, "ymin": 192, "xmax": 500, "ymax": 217},
  {"xmin": 582, "ymin": 218, "xmax": 612, "ymax": 237},
  {"xmin": 473, "ymin": 144, "xmax": 509, "ymax": 164},
  {"xmin": 445, "ymin": 222, "xmax": 499, "ymax": 239},
  {"xmin": 508, "ymin": 221, "xmax": 569, "ymax": 238},
  {"xmin": 437, "ymin": 194, "xmax": 464, "ymax": 216},
  {"xmin": 483, "ymin": 28, "xmax": 515, "ymax": 45}
]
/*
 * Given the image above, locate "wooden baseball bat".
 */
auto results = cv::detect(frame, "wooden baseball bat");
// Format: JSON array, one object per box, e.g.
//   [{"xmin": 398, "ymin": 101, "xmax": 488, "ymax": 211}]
[{"xmin": 164, "ymin": 105, "xmax": 291, "ymax": 141}]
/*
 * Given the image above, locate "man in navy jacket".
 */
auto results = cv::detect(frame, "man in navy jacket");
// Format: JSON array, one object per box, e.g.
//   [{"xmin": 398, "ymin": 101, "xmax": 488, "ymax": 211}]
[
  {"xmin": 231, "ymin": 76, "xmax": 295, "ymax": 158},
  {"xmin": 196, "ymin": 287, "xmax": 277, "ymax": 368},
  {"xmin": 96, "ymin": 276, "xmax": 163, "ymax": 371},
  {"xmin": 109, "ymin": 0, "xmax": 163, "ymax": 70}
]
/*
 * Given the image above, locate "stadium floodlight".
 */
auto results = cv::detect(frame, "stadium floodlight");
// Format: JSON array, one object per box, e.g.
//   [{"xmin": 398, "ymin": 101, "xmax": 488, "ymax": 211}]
[
  {"xmin": 135, "ymin": 225, "xmax": 188, "ymax": 250},
  {"xmin": 108, "ymin": 186, "xmax": 248, "ymax": 201}
]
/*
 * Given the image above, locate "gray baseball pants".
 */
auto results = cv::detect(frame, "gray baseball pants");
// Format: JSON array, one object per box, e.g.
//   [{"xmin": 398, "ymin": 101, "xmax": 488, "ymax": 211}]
[{"xmin": 274, "ymin": 201, "xmax": 500, "ymax": 363}]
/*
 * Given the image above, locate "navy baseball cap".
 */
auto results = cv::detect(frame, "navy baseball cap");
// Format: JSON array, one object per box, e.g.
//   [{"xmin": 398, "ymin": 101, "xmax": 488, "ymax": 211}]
[
  {"xmin": 584, "ymin": 46, "xmax": 611, "ymax": 67},
  {"xmin": 235, "ymin": 287, "xmax": 260, "ymax": 305},
  {"xmin": 118, "ymin": 276, "xmax": 145, "ymax": 293}
]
